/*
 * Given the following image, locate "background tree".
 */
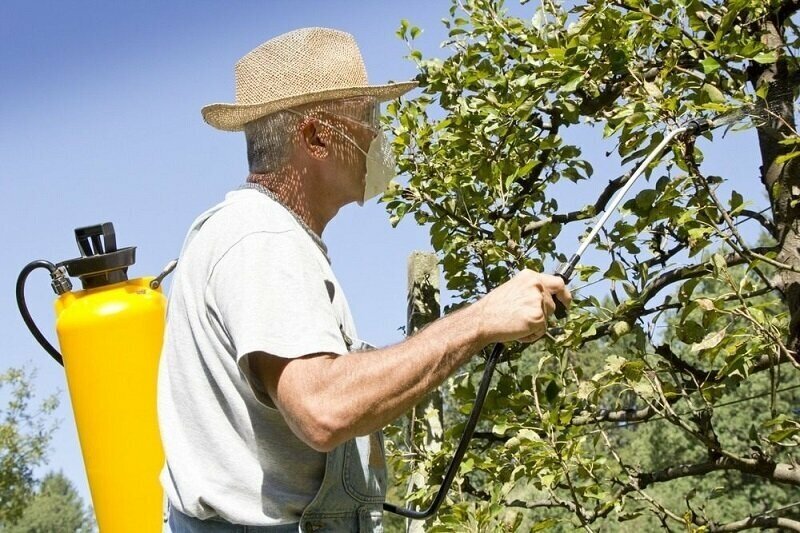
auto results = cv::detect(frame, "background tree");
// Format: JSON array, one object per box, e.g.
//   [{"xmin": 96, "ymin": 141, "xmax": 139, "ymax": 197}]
[
  {"xmin": 383, "ymin": 0, "xmax": 800, "ymax": 530},
  {"xmin": 0, "ymin": 367, "xmax": 58, "ymax": 525},
  {"xmin": 5, "ymin": 470, "xmax": 94, "ymax": 533},
  {"xmin": 0, "ymin": 366, "xmax": 95, "ymax": 531}
]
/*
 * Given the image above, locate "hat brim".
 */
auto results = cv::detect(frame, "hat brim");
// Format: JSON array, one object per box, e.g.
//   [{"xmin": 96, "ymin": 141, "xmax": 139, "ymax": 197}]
[{"xmin": 201, "ymin": 81, "xmax": 418, "ymax": 131}]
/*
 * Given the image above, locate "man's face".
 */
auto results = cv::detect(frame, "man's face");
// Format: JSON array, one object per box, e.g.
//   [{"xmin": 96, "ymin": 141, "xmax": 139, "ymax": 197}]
[{"xmin": 315, "ymin": 103, "xmax": 379, "ymax": 204}]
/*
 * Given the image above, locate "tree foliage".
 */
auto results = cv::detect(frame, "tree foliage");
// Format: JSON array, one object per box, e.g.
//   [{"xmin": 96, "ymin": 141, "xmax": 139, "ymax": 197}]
[
  {"xmin": 0, "ymin": 367, "xmax": 58, "ymax": 526},
  {"xmin": 0, "ymin": 367, "xmax": 94, "ymax": 531},
  {"xmin": 4, "ymin": 470, "xmax": 94, "ymax": 533},
  {"xmin": 384, "ymin": 0, "xmax": 800, "ymax": 530}
]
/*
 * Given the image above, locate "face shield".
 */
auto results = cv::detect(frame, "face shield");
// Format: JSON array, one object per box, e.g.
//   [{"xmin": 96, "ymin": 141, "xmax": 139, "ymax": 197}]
[{"xmin": 287, "ymin": 97, "xmax": 396, "ymax": 206}]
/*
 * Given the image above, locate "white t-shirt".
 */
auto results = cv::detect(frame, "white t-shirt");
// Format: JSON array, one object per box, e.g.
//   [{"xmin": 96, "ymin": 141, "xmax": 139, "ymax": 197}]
[{"xmin": 157, "ymin": 188, "xmax": 357, "ymax": 525}]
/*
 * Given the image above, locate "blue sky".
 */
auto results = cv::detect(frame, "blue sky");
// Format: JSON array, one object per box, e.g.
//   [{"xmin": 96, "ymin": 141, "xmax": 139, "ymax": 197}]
[{"xmin": 0, "ymin": 0, "xmax": 767, "ymax": 521}]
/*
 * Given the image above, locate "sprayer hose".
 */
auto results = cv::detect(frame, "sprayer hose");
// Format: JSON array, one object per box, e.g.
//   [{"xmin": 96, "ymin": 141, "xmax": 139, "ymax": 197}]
[
  {"xmin": 383, "ymin": 341, "xmax": 504, "ymax": 519},
  {"xmin": 16, "ymin": 261, "xmax": 64, "ymax": 366}
]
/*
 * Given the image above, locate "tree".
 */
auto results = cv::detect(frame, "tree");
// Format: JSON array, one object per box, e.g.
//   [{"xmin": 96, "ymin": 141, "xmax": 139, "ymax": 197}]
[
  {"xmin": 0, "ymin": 367, "xmax": 58, "ymax": 526},
  {"xmin": 383, "ymin": 0, "xmax": 800, "ymax": 530},
  {"xmin": 5, "ymin": 471, "xmax": 94, "ymax": 533}
]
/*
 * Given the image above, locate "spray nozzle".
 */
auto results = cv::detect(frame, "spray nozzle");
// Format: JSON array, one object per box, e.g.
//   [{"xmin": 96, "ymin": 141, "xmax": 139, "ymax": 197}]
[
  {"xmin": 681, "ymin": 106, "xmax": 756, "ymax": 137},
  {"xmin": 683, "ymin": 118, "xmax": 714, "ymax": 135}
]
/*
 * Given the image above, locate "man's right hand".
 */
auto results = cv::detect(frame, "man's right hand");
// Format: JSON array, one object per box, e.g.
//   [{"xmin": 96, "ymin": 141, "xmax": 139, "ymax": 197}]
[{"xmin": 472, "ymin": 269, "xmax": 571, "ymax": 344}]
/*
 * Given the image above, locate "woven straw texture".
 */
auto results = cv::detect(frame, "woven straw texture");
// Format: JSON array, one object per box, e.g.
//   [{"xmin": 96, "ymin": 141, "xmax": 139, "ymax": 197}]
[{"xmin": 201, "ymin": 27, "xmax": 417, "ymax": 131}]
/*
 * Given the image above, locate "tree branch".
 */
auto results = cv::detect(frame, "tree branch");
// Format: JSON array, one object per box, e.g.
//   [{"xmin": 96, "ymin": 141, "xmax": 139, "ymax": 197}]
[
  {"xmin": 710, "ymin": 516, "xmax": 800, "ymax": 532},
  {"xmin": 641, "ymin": 286, "xmax": 776, "ymax": 317},
  {"xmin": 572, "ymin": 405, "xmax": 656, "ymax": 426},
  {"xmin": 570, "ymin": 349, "xmax": 795, "ymax": 427},
  {"xmin": 637, "ymin": 454, "xmax": 800, "ymax": 489},
  {"xmin": 472, "ymin": 431, "xmax": 509, "ymax": 443},
  {"xmin": 630, "ymin": 246, "xmax": 776, "ymax": 311},
  {"xmin": 521, "ymin": 174, "xmax": 628, "ymax": 237},
  {"xmin": 653, "ymin": 343, "xmax": 711, "ymax": 382},
  {"xmin": 738, "ymin": 209, "xmax": 777, "ymax": 239},
  {"xmin": 576, "ymin": 247, "xmax": 776, "ymax": 345},
  {"xmin": 505, "ymin": 496, "xmax": 577, "ymax": 513},
  {"xmin": 778, "ymin": 0, "xmax": 800, "ymax": 24}
]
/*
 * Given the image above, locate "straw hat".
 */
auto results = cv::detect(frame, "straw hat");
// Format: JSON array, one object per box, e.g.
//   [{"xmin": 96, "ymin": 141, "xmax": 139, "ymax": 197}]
[{"xmin": 201, "ymin": 27, "xmax": 418, "ymax": 131}]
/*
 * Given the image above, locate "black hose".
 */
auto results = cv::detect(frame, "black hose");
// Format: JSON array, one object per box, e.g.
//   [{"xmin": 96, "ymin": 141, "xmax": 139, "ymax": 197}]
[
  {"xmin": 16, "ymin": 260, "xmax": 64, "ymax": 366},
  {"xmin": 383, "ymin": 341, "xmax": 504, "ymax": 519}
]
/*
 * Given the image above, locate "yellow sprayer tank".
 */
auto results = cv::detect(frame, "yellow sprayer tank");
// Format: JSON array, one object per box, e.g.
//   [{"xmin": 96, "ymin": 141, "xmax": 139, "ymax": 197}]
[{"xmin": 17, "ymin": 223, "xmax": 168, "ymax": 533}]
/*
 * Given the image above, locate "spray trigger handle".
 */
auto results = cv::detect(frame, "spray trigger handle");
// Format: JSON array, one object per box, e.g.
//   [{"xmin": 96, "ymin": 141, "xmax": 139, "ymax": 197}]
[
  {"xmin": 553, "ymin": 278, "xmax": 569, "ymax": 319},
  {"xmin": 552, "ymin": 254, "xmax": 579, "ymax": 319}
]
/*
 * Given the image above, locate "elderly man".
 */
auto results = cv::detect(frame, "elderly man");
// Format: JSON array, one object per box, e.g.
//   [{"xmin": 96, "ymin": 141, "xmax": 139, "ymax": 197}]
[{"xmin": 157, "ymin": 27, "xmax": 570, "ymax": 532}]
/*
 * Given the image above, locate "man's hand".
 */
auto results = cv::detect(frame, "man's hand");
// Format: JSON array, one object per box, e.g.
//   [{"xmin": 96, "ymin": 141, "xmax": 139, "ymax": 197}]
[{"xmin": 472, "ymin": 269, "xmax": 571, "ymax": 344}]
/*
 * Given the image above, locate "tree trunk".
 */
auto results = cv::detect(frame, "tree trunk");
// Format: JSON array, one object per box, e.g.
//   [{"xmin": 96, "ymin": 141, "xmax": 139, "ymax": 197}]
[{"xmin": 751, "ymin": 16, "xmax": 800, "ymax": 353}]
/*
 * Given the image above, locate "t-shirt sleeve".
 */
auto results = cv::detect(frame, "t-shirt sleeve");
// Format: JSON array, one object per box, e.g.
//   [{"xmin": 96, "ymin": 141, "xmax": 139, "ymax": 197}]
[{"xmin": 207, "ymin": 230, "xmax": 347, "ymax": 405}]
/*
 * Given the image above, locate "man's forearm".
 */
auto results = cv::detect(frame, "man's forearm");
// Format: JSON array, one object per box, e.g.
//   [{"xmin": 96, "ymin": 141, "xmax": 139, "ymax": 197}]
[
  {"xmin": 326, "ymin": 303, "xmax": 486, "ymax": 439},
  {"xmin": 258, "ymin": 303, "xmax": 488, "ymax": 451}
]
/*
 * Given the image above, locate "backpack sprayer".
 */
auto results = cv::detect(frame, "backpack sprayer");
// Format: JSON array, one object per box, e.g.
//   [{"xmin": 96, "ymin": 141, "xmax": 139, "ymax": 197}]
[
  {"xmin": 383, "ymin": 115, "xmax": 729, "ymax": 519},
  {"xmin": 16, "ymin": 113, "xmax": 737, "ymax": 526},
  {"xmin": 16, "ymin": 223, "xmax": 176, "ymax": 533}
]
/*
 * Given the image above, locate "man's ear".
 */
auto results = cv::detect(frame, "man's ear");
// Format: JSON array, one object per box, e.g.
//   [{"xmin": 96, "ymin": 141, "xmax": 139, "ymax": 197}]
[{"xmin": 299, "ymin": 117, "xmax": 329, "ymax": 160}]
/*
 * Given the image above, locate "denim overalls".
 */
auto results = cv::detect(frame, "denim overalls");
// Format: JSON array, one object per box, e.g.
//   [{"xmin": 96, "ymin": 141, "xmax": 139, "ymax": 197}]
[{"xmin": 168, "ymin": 335, "xmax": 387, "ymax": 533}]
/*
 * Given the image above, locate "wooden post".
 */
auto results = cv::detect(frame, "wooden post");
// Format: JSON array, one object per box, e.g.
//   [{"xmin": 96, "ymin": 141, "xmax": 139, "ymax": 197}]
[{"xmin": 405, "ymin": 251, "xmax": 443, "ymax": 532}]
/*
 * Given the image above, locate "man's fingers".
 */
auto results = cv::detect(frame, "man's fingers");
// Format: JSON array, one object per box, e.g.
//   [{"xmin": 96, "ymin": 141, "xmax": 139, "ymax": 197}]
[
  {"xmin": 540, "ymin": 290, "xmax": 556, "ymax": 318},
  {"xmin": 538, "ymin": 274, "xmax": 572, "ymax": 310}
]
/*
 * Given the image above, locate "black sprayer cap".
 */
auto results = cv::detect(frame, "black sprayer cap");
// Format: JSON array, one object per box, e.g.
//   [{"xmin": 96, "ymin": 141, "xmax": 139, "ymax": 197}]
[{"xmin": 57, "ymin": 223, "xmax": 136, "ymax": 290}]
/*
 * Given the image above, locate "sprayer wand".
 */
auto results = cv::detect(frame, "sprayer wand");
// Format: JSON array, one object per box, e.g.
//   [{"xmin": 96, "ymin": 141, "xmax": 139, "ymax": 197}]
[
  {"xmin": 385, "ymin": 117, "xmax": 714, "ymax": 519},
  {"xmin": 552, "ymin": 118, "xmax": 712, "ymax": 316}
]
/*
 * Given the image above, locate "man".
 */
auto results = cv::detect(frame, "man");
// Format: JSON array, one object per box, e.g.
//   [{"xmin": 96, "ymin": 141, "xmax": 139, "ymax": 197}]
[{"xmin": 157, "ymin": 27, "xmax": 570, "ymax": 532}]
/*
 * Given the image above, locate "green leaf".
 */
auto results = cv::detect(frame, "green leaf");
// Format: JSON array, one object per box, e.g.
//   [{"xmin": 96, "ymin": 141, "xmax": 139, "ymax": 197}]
[
  {"xmin": 702, "ymin": 84, "xmax": 725, "ymax": 104},
  {"xmin": 768, "ymin": 428, "xmax": 799, "ymax": 443},
  {"xmin": 532, "ymin": 519, "xmax": 559, "ymax": 531},
  {"xmin": 611, "ymin": 321, "xmax": 631, "ymax": 341},
  {"xmin": 776, "ymin": 151, "xmax": 800, "ymax": 165},
  {"xmin": 779, "ymin": 136, "xmax": 800, "ymax": 146},
  {"xmin": 545, "ymin": 380, "xmax": 561, "ymax": 403},
  {"xmin": 604, "ymin": 260, "xmax": 627, "ymax": 281},
  {"xmin": 561, "ymin": 72, "xmax": 583, "ymax": 92},
  {"xmin": 753, "ymin": 51, "xmax": 778, "ymax": 64},
  {"xmin": 695, "ymin": 298, "xmax": 716, "ymax": 311},
  {"xmin": 576, "ymin": 264, "xmax": 600, "ymax": 282},
  {"xmin": 618, "ymin": 511, "xmax": 643, "ymax": 522},
  {"xmin": 458, "ymin": 456, "xmax": 475, "ymax": 475},
  {"xmin": 577, "ymin": 380, "xmax": 595, "ymax": 400},
  {"xmin": 604, "ymin": 355, "xmax": 628, "ymax": 374},
  {"xmin": 712, "ymin": 253, "xmax": 727, "ymax": 274},
  {"xmin": 690, "ymin": 328, "xmax": 726, "ymax": 353},
  {"xmin": 701, "ymin": 57, "xmax": 720, "ymax": 74},
  {"xmin": 730, "ymin": 190, "xmax": 744, "ymax": 214},
  {"xmin": 397, "ymin": 19, "xmax": 409, "ymax": 40},
  {"xmin": 677, "ymin": 320, "xmax": 706, "ymax": 344},
  {"xmin": 621, "ymin": 360, "xmax": 644, "ymax": 381}
]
